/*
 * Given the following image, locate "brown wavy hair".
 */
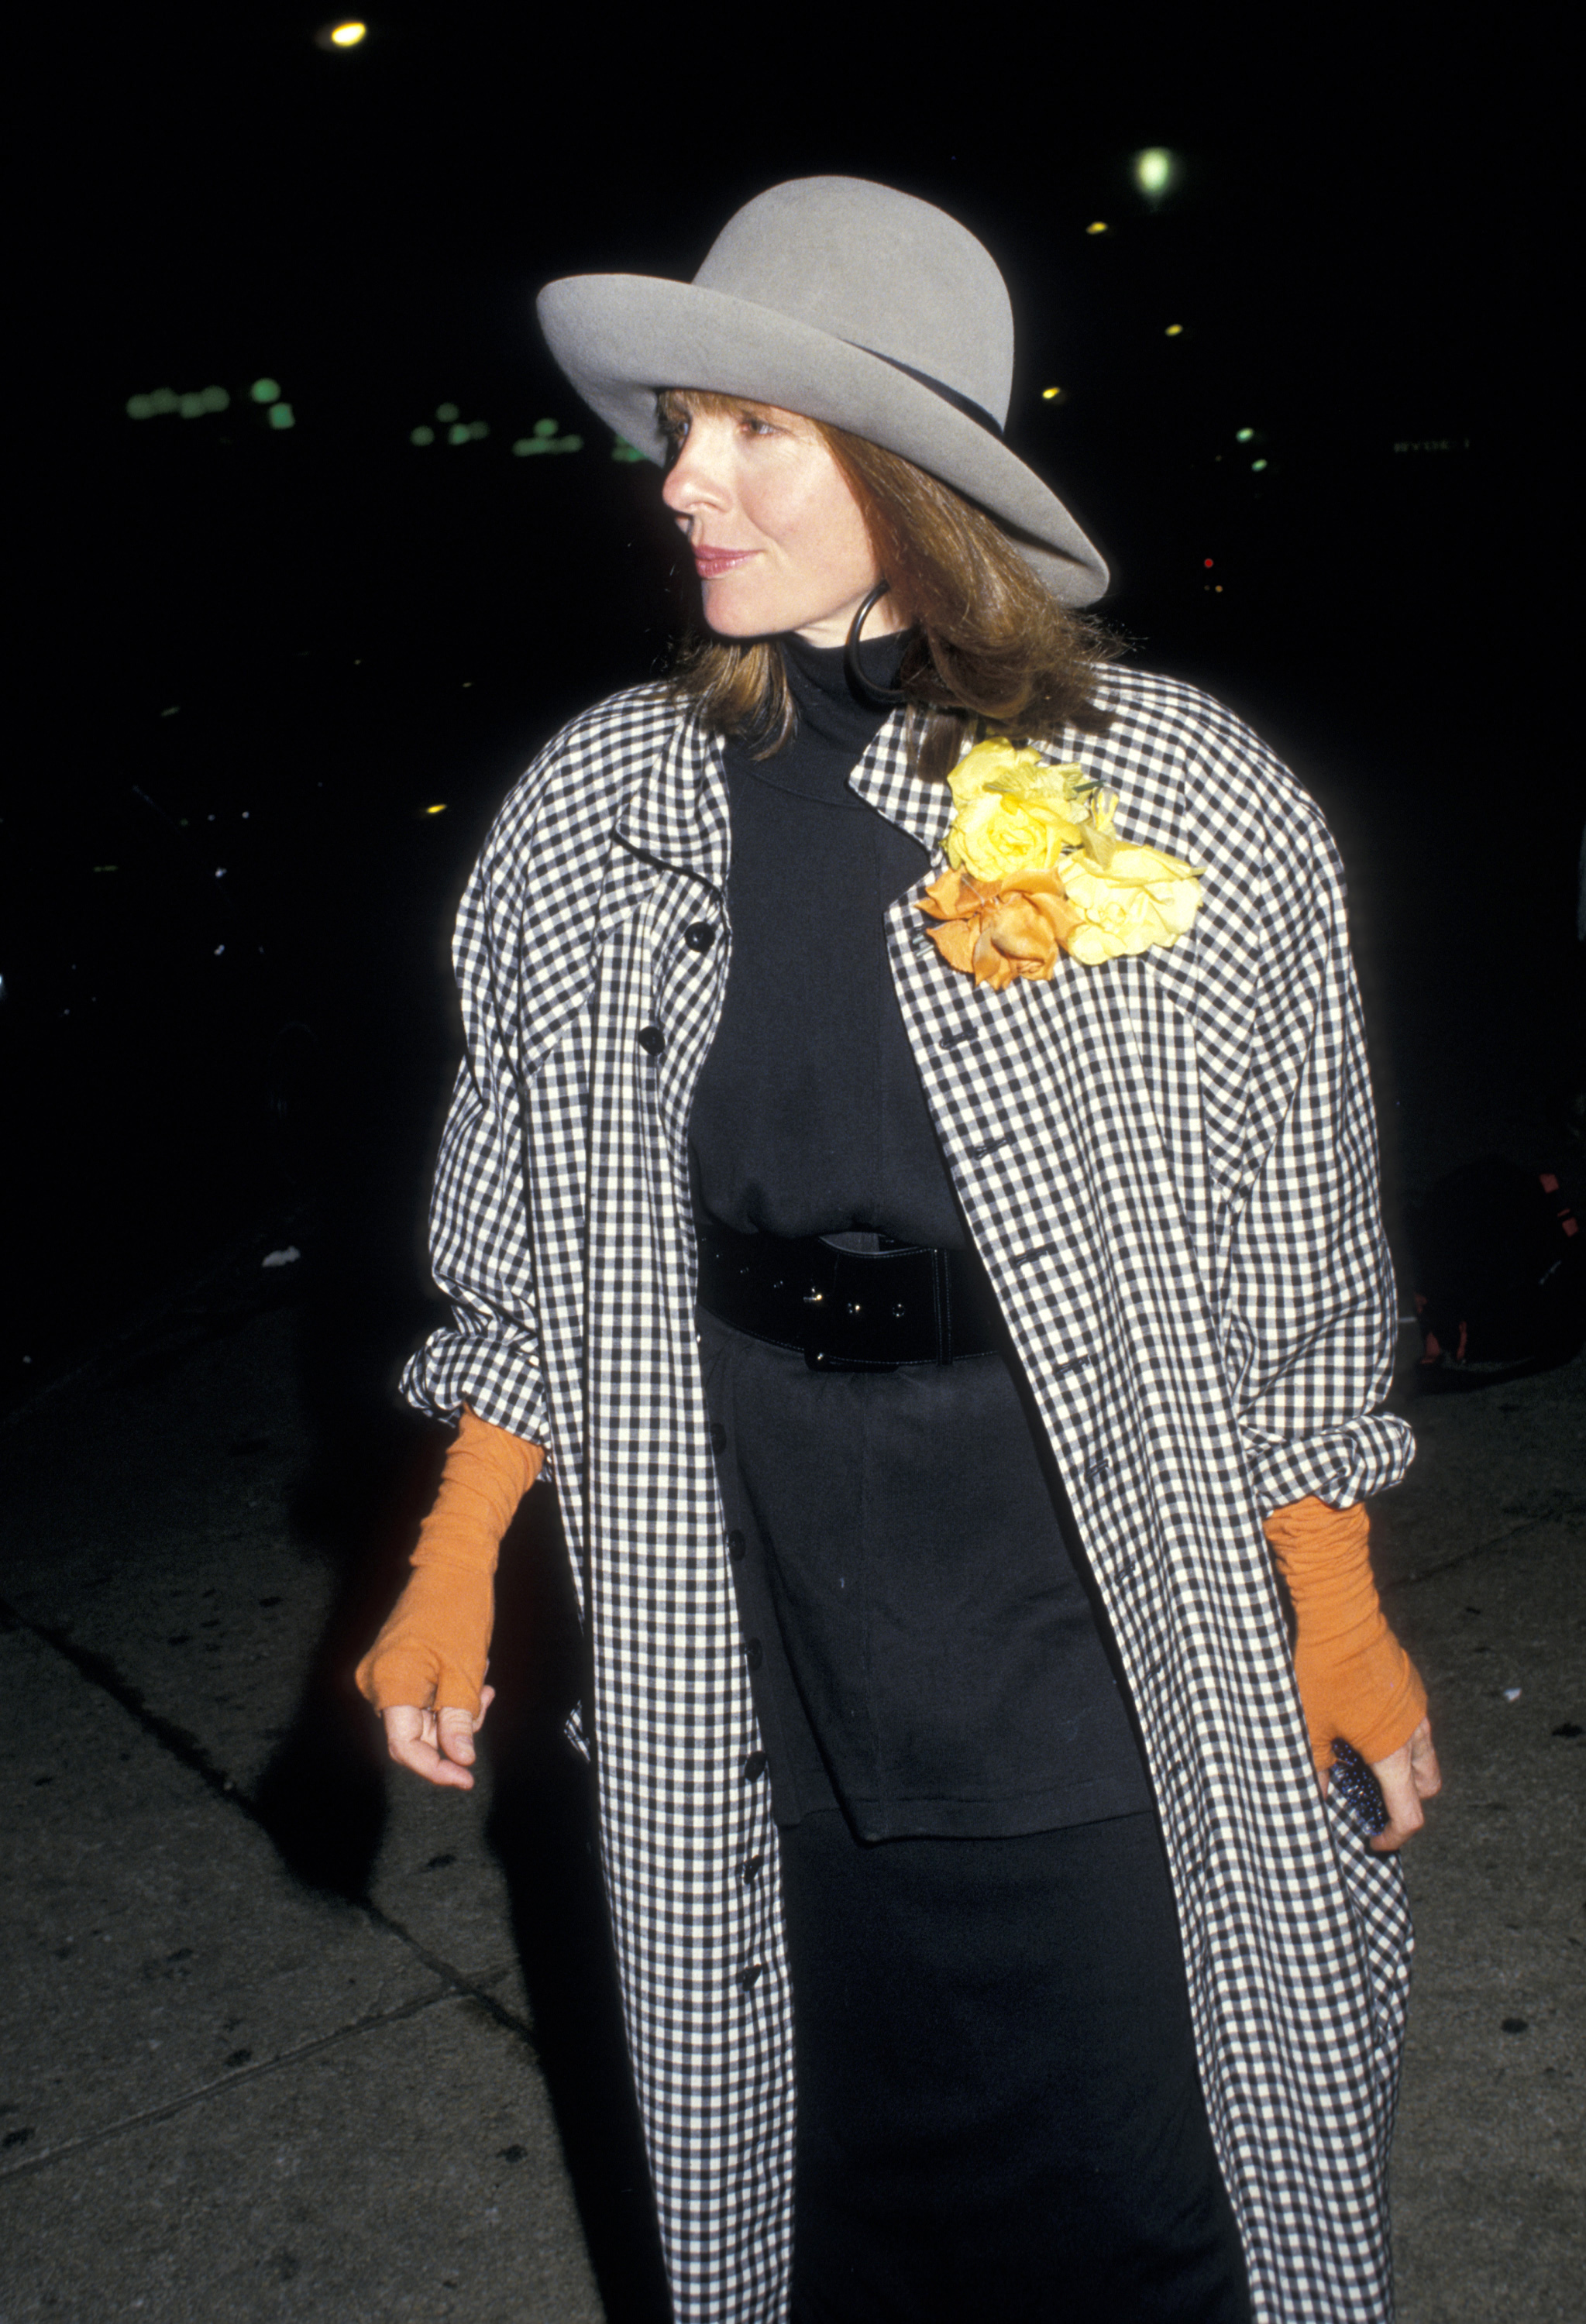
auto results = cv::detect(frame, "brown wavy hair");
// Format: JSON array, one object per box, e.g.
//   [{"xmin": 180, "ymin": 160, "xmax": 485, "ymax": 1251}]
[{"xmin": 655, "ymin": 389, "xmax": 1123, "ymax": 777}]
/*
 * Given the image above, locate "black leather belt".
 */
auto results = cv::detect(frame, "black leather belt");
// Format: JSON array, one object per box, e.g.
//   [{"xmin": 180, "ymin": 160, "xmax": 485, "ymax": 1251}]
[{"xmin": 695, "ymin": 1210, "xmax": 1010, "ymax": 1370}]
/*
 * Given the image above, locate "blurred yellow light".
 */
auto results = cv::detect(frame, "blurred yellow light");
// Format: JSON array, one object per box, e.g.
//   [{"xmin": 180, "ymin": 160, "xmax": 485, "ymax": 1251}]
[
  {"xmin": 1085, "ymin": 221, "xmax": 1109, "ymax": 235},
  {"xmin": 1041, "ymin": 387, "xmax": 1065, "ymax": 401},
  {"xmin": 331, "ymin": 21, "xmax": 366, "ymax": 44},
  {"xmin": 1133, "ymin": 148, "xmax": 1178, "ymax": 196},
  {"xmin": 425, "ymin": 803, "xmax": 447, "ymax": 815},
  {"xmin": 1165, "ymin": 324, "xmax": 1184, "ymax": 336}
]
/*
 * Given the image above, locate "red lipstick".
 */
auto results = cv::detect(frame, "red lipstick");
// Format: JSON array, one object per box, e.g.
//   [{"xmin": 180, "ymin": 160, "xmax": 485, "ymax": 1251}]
[{"xmin": 693, "ymin": 548, "xmax": 756, "ymax": 578}]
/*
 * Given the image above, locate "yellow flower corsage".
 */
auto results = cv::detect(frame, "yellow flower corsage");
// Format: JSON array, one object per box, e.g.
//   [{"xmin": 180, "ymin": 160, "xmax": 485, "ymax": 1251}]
[{"xmin": 917, "ymin": 737, "xmax": 1204, "ymax": 989}]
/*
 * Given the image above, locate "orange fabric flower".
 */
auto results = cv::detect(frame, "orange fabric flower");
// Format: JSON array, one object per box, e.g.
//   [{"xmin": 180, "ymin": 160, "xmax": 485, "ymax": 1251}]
[{"xmin": 917, "ymin": 868, "xmax": 1086, "ymax": 991}]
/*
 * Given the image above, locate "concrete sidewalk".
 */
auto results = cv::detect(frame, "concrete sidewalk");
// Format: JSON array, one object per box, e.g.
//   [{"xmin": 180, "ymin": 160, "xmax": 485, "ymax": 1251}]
[{"xmin": 1, "ymin": 1239, "xmax": 1581, "ymax": 2322}]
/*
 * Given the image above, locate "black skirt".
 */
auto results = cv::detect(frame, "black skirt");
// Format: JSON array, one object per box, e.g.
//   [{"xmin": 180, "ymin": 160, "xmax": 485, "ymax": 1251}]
[{"xmin": 779, "ymin": 1807, "xmax": 1251, "ymax": 2324}]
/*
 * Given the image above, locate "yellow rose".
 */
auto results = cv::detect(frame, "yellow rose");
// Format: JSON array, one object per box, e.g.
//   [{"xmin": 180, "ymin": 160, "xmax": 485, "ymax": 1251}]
[
  {"xmin": 1059, "ymin": 847, "xmax": 1203, "ymax": 962},
  {"xmin": 944, "ymin": 737, "xmax": 1092, "ymax": 878},
  {"xmin": 945, "ymin": 789, "xmax": 1083, "ymax": 879}
]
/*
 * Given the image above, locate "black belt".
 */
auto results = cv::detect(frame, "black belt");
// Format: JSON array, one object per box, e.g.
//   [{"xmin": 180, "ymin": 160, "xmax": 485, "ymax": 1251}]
[{"xmin": 695, "ymin": 1211, "xmax": 1010, "ymax": 1370}]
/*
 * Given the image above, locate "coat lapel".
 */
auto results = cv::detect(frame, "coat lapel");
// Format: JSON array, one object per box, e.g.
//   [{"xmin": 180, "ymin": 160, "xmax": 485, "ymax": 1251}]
[
  {"xmin": 507, "ymin": 703, "xmax": 730, "ymax": 1079},
  {"xmin": 613, "ymin": 710, "xmax": 731, "ymax": 891}
]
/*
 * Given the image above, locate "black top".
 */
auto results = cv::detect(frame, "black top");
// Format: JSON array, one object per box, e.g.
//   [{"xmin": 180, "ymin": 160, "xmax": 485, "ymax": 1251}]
[
  {"xmin": 687, "ymin": 629, "xmax": 1151, "ymax": 1839},
  {"xmin": 688, "ymin": 627, "xmax": 965, "ymax": 1250}
]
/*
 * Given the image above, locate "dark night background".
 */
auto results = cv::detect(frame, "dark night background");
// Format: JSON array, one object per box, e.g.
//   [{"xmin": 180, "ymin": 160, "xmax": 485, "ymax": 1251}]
[{"xmin": 7, "ymin": 7, "xmax": 1580, "ymax": 1416}]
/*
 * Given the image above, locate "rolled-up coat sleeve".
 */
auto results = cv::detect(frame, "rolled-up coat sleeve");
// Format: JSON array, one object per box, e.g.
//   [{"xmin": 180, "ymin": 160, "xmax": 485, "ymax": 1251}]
[
  {"xmin": 1216, "ymin": 792, "xmax": 1413, "ymax": 1513},
  {"xmin": 400, "ymin": 802, "xmax": 552, "ymax": 1452}
]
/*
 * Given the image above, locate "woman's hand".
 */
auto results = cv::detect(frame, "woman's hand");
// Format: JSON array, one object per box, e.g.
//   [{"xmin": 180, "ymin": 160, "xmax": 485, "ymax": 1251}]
[
  {"xmin": 1321, "ymin": 1714, "xmax": 1442, "ymax": 1852},
  {"xmin": 380, "ymin": 1685, "xmax": 496, "ymax": 1790}
]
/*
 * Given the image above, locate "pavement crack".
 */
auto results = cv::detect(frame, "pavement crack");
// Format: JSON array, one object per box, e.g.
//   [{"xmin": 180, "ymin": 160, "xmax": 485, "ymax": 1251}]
[
  {"xmin": 0, "ymin": 1983, "xmax": 463, "ymax": 2184},
  {"xmin": 0, "ymin": 1594, "xmax": 539, "ymax": 2064},
  {"xmin": 1380, "ymin": 1514, "xmax": 1554, "ymax": 1591}
]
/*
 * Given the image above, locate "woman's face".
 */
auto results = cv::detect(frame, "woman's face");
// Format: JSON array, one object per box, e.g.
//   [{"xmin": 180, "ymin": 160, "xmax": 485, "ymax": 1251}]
[{"xmin": 659, "ymin": 394, "xmax": 907, "ymax": 648}]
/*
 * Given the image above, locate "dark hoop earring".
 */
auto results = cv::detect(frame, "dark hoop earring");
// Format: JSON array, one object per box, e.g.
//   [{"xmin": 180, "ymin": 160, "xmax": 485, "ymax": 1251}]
[{"xmin": 844, "ymin": 578, "xmax": 910, "ymax": 707}]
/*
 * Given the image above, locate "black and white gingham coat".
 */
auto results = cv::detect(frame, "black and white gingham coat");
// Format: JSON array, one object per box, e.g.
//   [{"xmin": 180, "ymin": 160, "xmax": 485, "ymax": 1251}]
[{"xmin": 401, "ymin": 661, "xmax": 1417, "ymax": 2323}]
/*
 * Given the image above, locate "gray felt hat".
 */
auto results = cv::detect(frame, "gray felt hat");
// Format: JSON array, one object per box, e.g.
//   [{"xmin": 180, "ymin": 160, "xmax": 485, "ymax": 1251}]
[{"xmin": 535, "ymin": 176, "xmax": 1110, "ymax": 607}]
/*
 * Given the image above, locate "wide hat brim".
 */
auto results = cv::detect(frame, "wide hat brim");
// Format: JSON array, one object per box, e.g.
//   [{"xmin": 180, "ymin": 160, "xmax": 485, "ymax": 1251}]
[{"xmin": 535, "ymin": 273, "xmax": 1111, "ymax": 607}]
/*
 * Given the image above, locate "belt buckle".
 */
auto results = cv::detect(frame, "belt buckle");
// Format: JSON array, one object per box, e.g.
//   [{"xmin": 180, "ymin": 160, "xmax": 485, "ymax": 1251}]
[{"xmin": 803, "ymin": 1245, "xmax": 947, "ymax": 1370}]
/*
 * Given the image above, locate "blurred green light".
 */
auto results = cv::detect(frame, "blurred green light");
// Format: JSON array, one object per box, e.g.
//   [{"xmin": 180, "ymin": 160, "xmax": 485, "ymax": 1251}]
[
  {"xmin": 250, "ymin": 378, "xmax": 281, "ymax": 404},
  {"xmin": 448, "ymin": 422, "xmax": 471, "ymax": 445},
  {"xmin": 268, "ymin": 403, "xmax": 296, "ymax": 430},
  {"xmin": 201, "ymin": 384, "xmax": 230, "ymax": 412},
  {"xmin": 179, "ymin": 391, "xmax": 207, "ymax": 419},
  {"xmin": 533, "ymin": 418, "xmax": 558, "ymax": 438},
  {"xmin": 611, "ymin": 438, "xmax": 645, "ymax": 462},
  {"xmin": 126, "ymin": 394, "xmax": 153, "ymax": 419},
  {"xmin": 1251, "ymin": 459, "xmax": 1268, "ymax": 472},
  {"xmin": 468, "ymin": 419, "xmax": 490, "ymax": 438},
  {"xmin": 411, "ymin": 425, "xmax": 435, "ymax": 445},
  {"xmin": 435, "ymin": 402, "xmax": 459, "ymax": 422},
  {"xmin": 1236, "ymin": 427, "xmax": 1254, "ymax": 442},
  {"xmin": 1133, "ymin": 147, "xmax": 1178, "ymax": 197},
  {"xmin": 149, "ymin": 388, "xmax": 178, "ymax": 414}
]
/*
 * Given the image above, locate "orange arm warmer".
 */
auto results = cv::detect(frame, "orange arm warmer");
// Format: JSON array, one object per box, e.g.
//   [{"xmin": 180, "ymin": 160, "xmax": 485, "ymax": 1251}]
[
  {"xmin": 1262, "ymin": 1496, "xmax": 1427, "ymax": 1775},
  {"xmin": 354, "ymin": 1407, "xmax": 544, "ymax": 1720}
]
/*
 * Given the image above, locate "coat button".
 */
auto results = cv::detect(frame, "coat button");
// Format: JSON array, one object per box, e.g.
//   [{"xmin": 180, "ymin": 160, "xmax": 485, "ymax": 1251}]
[
  {"xmin": 726, "ymin": 1528, "xmax": 747, "ymax": 1561},
  {"xmin": 737, "ymin": 1963, "xmax": 762, "ymax": 1992},
  {"xmin": 741, "ymin": 1750, "xmax": 768, "ymax": 1780},
  {"xmin": 743, "ymin": 1638, "xmax": 763, "ymax": 1670},
  {"xmin": 638, "ymin": 1025, "xmax": 665, "ymax": 1056},
  {"xmin": 683, "ymin": 921, "xmax": 717, "ymax": 951},
  {"xmin": 709, "ymin": 1422, "xmax": 726, "ymax": 1453},
  {"xmin": 739, "ymin": 1854, "xmax": 763, "ymax": 1887}
]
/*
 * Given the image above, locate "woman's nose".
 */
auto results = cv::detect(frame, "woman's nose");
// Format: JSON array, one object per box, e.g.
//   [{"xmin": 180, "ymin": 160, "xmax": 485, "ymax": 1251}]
[{"xmin": 661, "ymin": 435, "xmax": 723, "ymax": 517}]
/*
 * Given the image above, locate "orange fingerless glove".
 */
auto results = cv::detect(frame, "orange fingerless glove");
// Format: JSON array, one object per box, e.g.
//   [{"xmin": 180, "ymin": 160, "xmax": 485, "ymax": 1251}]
[
  {"xmin": 354, "ymin": 1407, "xmax": 545, "ymax": 1720},
  {"xmin": 1262, "ymin": 1496, "xmax": 1427, "ymax": 1776}
]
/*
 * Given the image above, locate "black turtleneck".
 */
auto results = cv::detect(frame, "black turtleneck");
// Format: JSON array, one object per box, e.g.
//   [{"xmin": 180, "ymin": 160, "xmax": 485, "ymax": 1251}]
[
  {"xmin": 686, "ymin": 628, "xmax": 1153, "ymax": 1844},
  {"xmin": 687, "ymin": 625, "xmax": 966, "ymax": 1249}
]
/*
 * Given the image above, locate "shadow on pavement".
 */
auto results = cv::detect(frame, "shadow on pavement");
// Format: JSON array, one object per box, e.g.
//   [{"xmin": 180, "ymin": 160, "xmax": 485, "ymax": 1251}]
[{"xmin": 239, "ymin": 1156, "xmax": 673, "ymax": 2324}]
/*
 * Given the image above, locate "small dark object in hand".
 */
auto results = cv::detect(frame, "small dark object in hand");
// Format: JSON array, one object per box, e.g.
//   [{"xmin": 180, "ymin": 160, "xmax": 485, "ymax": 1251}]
[{"xmin": 1330, "ymin": 1739, "xmax": 1388, "ymax": 1836}]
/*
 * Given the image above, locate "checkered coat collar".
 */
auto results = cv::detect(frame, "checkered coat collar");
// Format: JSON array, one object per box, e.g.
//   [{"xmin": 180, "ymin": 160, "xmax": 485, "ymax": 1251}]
[{"xmin": 405, "ymin": 667, "xmax": 1417, "ymax": 2322}]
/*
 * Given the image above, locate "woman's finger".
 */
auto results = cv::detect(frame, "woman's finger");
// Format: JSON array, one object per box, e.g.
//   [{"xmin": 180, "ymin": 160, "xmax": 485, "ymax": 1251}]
[
  {"xmin": 381, "ymin": 1703, "xmax": 476, "ymax": 1790},
  {"xmin": 1407, "ymin": 1715, "xmax": 1443, "ymax": 1800},
  {"xmin": 436, "ymin": 1703, "xmax": 484, "ymax": 1766},
  {"xmin": 1368, "ymin": 1716, "xmax": 1440, "ymax": 1853}
]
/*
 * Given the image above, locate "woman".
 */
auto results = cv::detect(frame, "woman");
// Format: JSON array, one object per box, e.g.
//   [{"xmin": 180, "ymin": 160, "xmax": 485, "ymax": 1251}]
[{"xmin": 357, "ymin": 177, "xmax": 1440, "ymax": 2322}]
